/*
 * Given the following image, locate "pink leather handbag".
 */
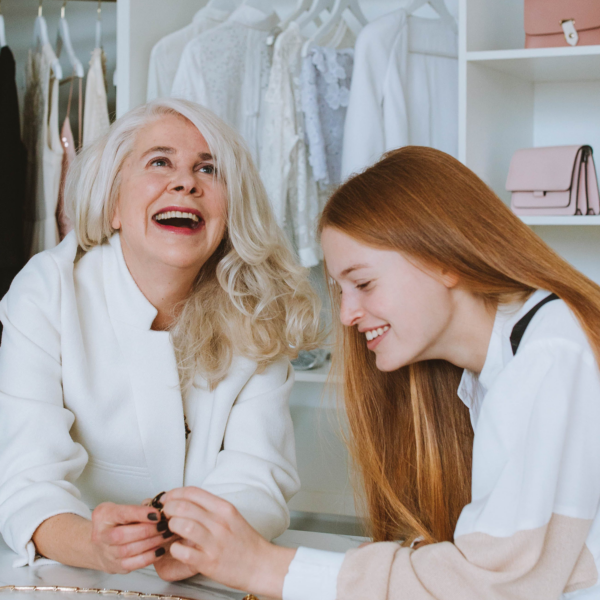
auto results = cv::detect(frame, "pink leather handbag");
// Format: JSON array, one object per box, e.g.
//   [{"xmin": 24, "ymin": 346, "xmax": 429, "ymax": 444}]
[
  {"xmin": 525, "ymin": 0, "xmax": 600, "ymax": 48},
  {"xmin": 506, "ymin": 145, "xmax": 600, "ymax": 216}
]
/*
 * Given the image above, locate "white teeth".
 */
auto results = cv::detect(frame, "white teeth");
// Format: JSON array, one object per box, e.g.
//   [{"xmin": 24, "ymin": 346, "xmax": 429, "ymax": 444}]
[
  {"xmin": 155, "ymin": 211, "xmax": 200, "ymax": 222},
  {"xmin": 365, "ymin": 325, "xmax": 390, "ymax": 342}
]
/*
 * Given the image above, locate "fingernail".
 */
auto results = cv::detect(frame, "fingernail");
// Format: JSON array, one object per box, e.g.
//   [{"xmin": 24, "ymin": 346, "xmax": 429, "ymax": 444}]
[
  {"xmin": 151, "ymin": 492, "xmax": 166, "ymax": 510},
  {"xmin": 155, "ymin": 547, "xmax": 166, "ymax": 557},
  {"xmin": 157, "ymin": 521, "xmax": 169, "ymax": 532},
  {"xmin": 162, "ymin": 530, "xmax": 174, "ymax": 539},
  {"xmin": 148, "ymin": 513, "xmax": 158, "ymax": 521}
]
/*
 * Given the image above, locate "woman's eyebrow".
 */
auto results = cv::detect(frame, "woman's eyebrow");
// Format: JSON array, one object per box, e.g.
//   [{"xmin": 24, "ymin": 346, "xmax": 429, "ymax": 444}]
[
  {"xmin": 340, "ymin": 264, "xmax": 370, "ymax": 277},
  {"xmin": 141, "ymin": 146, "xmax": 175, "ymax": 158},
  {"xmin": 140, "ymin": 148, "xmax": 214, "ymax": 161}
]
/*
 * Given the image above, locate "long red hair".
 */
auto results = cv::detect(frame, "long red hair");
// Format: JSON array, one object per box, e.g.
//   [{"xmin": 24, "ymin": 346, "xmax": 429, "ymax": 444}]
[{"xmin": 319, "ymin": 146, "xmax": 600, "ymax": 545}]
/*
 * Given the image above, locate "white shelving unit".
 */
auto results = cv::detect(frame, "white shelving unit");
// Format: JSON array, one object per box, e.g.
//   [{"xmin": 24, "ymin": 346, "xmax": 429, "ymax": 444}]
[
  {"xmin": 294, "ymin": 363, "xmax": 332, "ymax": 384},
  {"xmin": 460, "ymin": 0, "xmax": 600, "ymax": 285}
]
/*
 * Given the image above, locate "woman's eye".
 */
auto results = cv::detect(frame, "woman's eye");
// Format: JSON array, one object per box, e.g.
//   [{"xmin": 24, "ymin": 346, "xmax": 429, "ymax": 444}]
[
  {"xmin": 150, "ymin": 158, "xmax": 169, "ymax": 167},
  {"xmin": 356, "ymin": 281, "xmax": 371, "ymax": 290},
  {"xmin": 198, "ymin": 164, "xmax": 216, "ymax": 175}
]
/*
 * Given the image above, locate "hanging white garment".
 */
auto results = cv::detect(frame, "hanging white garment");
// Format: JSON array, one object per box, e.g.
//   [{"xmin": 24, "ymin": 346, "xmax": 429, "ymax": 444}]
[
  {"xmin": 260, "ymin": 20, "xmax": 354, "ymax": 267},
  {"xmin": 146, "ymin": 6, "xmax": 231, "ymax": 101},
  {"xmin": 260, "ymin": 23, "xmax": 320, "ymax": 267},
  {"xmin": 22, "ymin": 44, "xmax": 63, "ymax": 257},
  {"xmin": 301, "ymin": 46, "xmax": 353, "ymax": 187},
  {"xmin": 171, "ymin": 4, "xmax": 279, "ymax": 167},
  {"xmin": 341, "ymin": 9, "xmax": 458, "ymax": 180},
  {"xmin": 83, "ymin": 47, "xmax": 110, "ymax": 147}
]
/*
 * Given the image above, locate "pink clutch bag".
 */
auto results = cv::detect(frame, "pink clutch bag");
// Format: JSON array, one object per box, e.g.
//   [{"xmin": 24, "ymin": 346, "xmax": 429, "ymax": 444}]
[
  {"xmin": 525, "ymin": 0, "xmax": 600, "ymax": 48},
  {"xmin": 506, "ymin": 145, "xmax": 600, "ymax": 216}
]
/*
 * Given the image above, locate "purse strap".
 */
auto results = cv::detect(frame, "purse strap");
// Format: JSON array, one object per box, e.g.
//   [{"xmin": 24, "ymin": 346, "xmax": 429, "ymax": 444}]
[{"xmin": 510, "ymin": 293, "xmax": 560, "ymax": 355}]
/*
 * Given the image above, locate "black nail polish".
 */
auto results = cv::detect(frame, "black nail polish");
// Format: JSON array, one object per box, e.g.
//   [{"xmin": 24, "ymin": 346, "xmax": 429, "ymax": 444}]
[
  {"xmin": 157, "ymin": 520, "xmax": 169, "ymax": 532},
  {"xmin": 155, "ymin": 547, "xmax": 166, "ymax": 557},
  {"xmin": 147, "ymin": 513, "xmax": 159, "ymax": 521},
  {"xmin": 162, "ymin": 530, "xmax": 174, "ymax": 539}
]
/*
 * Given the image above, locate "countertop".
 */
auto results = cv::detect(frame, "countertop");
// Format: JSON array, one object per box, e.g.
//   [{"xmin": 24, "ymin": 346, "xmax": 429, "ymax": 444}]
[{"xmin": 0, "ymin": 531, "xmax": 363, "ymax": 600}]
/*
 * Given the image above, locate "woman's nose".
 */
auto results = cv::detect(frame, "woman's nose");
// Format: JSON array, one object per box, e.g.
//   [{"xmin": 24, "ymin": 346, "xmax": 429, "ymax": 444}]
[
  {"xmin": 169, "ymin": 171, "xmax": 201, "ymax": 196},
  {"xmin": 340, "ymin": 294, "xmax": 364, "ymax": 327}
]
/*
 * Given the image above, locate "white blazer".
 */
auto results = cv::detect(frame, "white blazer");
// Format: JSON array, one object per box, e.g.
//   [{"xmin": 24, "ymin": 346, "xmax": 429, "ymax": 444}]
[{"xmin": 0, "ymin": 232, "xmax": 300, "ymax": 567}]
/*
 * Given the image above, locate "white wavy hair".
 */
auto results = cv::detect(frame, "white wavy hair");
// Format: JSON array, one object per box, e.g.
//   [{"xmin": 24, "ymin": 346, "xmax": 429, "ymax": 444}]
[{"xmin": 64, "ymin": 98, "xmax": 322, "ymax": 388}]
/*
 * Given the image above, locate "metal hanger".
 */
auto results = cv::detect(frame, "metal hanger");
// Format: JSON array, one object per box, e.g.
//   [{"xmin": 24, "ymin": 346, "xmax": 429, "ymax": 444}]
[
  {"xmin": 295, "ymin": 0, "xmax": 335, "ymax": 29},
  {"xmin": 302, "ymin": 0, "xmax": 367, "ymax": 56},
  {"xmin": 0, "ymin": 0, "xmax": 7, "ymax": 48},
  {"xmin": 95, "ymin": 0, "xmax": 102, "ymax": 49},
  {"xmin": 281, "ymin": 0, "xmax": 313, "ymax": 29},
  {"xmin": 57, "ymin": 1, "xmax": 85, "ymax": 78},
  {"xmin": 33, "ymin": 0, "xmax": 63, "ymax": 79},
  {"xmin": 241, "ymin": 0, "xmax": 279, "ymax": 17},
  {"xmin": 405, "ymin": 0, "xmax": 457, "ymax": 34}
]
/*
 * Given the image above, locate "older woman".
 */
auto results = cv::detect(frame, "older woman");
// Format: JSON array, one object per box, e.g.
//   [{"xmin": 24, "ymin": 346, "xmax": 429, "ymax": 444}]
[{"xmin": 0, "ymin": 99, "xmax": 321, "ymax": 579}]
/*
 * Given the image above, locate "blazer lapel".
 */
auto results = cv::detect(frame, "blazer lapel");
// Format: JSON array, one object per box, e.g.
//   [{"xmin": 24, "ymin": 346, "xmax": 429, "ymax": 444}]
[{"xmin": 102, "ymin": 234, "xmax": 186, "ymax": 493}]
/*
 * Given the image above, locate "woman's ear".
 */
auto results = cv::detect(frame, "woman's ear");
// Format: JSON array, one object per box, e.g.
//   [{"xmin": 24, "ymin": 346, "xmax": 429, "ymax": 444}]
[
  {"xmin": 111, "ymin": 202, "xmax": 121, "ymax": 230},
  {"xmin": 441, "ymin": 270, "xmax": 460, "ymax": 289}
]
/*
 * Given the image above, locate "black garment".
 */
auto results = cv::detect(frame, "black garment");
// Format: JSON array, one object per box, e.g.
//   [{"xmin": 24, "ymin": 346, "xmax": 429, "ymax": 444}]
[{"xmin": 0, "ymin": 46, "xmax": 27, "ymax": 303}]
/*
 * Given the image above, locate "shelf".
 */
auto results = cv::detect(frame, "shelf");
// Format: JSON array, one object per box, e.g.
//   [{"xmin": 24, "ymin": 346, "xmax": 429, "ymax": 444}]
[
  {"xmin": 519, "ymin": 216, "xmax": 600, "ymax": 226},
  {"xmin": 467, "ymin": 46, "xmax": 600, "ymax": 82},
  {"xmin": 294, "ymin": 362, "xmax": 332, "ymax": 383}
]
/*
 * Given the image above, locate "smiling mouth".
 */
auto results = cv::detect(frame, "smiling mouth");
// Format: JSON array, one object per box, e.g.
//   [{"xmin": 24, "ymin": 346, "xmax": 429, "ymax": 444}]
[{"xmin": 153, "ymin": 210, "xmax": 204, "ymax": 231}]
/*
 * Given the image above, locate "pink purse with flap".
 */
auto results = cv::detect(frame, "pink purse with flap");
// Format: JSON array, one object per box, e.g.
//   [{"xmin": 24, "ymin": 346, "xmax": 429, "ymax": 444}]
[
  {"xmin": 506, "ymin": 145, "xmax": 600, "ymax": 216},
  {"xmin": 525, "ymin": 0, "xmax": 600, "ymax": 48}
]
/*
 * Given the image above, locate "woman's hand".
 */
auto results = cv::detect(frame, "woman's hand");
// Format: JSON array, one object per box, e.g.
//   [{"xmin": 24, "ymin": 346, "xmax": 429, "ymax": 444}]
[
  {"xmin": 162, "ymin": 487, "xmax": 296, "ymax": 598},
  {"xmin": 153, "ymin": 539, "xmax": 200, "ymax": 582},
  {"xmin": 89, "ymin": 502, "xmax": 170, "ymax": 573}
]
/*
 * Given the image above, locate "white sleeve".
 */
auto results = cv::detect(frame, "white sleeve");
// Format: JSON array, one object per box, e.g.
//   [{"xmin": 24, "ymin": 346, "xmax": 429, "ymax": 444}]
[
  {"xmin": 282, "ymin": 547, "xmax": 346, "ymax": 600},
  {"xmin": 199, "ymin": 358, "xmax": 301, "ymax": 542},
  {"xmin": 0, "ymin": 253, "xmax": 91, "ymax": 567}
]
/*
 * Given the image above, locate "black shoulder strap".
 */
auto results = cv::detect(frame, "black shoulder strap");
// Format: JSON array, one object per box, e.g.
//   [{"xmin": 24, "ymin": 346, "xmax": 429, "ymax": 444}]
[{"xmin": 510, "ymin": 293, "xmax": 560, "ymax": 355}]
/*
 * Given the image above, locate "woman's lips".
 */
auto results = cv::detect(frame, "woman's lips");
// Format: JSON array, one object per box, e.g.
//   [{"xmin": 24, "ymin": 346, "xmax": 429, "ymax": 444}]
[
  {"xmin": 366, "ymin": 327, "xmax": 389, "ymax": 350},
  {"xmin": 152, "ymin": 218, "xmax": 205, "ymax": 235},
  {"xmin": 152, "ymin": 206, "xmax": 205, "ymax": 235}
]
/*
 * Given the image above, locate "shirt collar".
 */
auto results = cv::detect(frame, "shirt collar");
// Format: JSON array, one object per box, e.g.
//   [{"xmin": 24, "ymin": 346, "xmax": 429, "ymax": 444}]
[
  {"xmin": 106, "ymin": 233, "xmax": 159, "ymax": 330},
  {"xmin": 228, "ymin": 3, "xmax": 280, "ymax": 31},
  {"xmin": 457, "ymin": 290, "xmax": 552, "ymax": 426},
  {"xmin": 195, "ymin": 5, "xmax": 232, "ymax": 24}
]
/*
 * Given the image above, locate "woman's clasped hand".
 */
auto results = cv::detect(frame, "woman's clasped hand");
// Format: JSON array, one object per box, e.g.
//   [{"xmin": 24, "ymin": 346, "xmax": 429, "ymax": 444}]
[
  {"xmin": 89, "ymin": 503, "xmax": 168, "ymax": 573},
  {"xmin": 159, "ymin": 488, "xmax": 296, "ymax": 596}
]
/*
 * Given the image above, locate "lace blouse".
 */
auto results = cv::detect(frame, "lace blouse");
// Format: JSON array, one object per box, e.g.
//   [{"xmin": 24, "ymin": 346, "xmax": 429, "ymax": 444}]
[
  {"xmin": 146, "ymin": 6, "xmax": 230, "ymax": 101},
  {"xmin": 301, "ymin": 46, "xmax": 353, "ymax": 187},
  {"xmin": 171, "ymin": 4, "xmax": 278, "ymax": 167}
]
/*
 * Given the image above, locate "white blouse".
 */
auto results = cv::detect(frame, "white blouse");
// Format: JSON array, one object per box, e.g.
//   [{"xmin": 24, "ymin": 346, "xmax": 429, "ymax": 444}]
[
  {"xmin": 171, "ymin": 4, "xmax": 279, "ymax": 167},
  {"xmin": 0, "ymin": 233, "xmax": 300, "ymax": 568},
  {"xmin": 283, "ymin": 291, "xmax": 600, "ymax": 599},
  {"xmin": 146, "ymin": 6, "xmax": 230, "ymax": 101},
  {"xmin": 341, "ymin": 9, "xmax": 458, "ymax": 180}
]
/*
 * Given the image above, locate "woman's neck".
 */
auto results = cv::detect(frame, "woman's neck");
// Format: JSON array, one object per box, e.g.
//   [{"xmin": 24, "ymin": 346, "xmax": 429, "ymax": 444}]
[
  {"xmin": 435, "ymin": 289, "xmax": 497, "ymax": 374},
  {"xmin": 120, "ymin": 238, "xmax": 199, "ymax": 331}
]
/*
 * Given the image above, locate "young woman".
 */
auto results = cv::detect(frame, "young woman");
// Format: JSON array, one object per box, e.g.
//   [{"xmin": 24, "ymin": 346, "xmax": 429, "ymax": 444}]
[{"xmin": 159, "ymin": 146, "xmax": 600, "ymax": 599}]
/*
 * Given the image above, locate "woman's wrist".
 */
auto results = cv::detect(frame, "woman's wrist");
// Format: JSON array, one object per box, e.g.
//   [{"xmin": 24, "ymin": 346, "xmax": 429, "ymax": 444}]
[
  {"xmin": 33, "ymin": 514, "xmax": 98, "ymax": 570},
  {"xmin": 246, "ymin": 542, "xmax": 296, "ymax": 600}
]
